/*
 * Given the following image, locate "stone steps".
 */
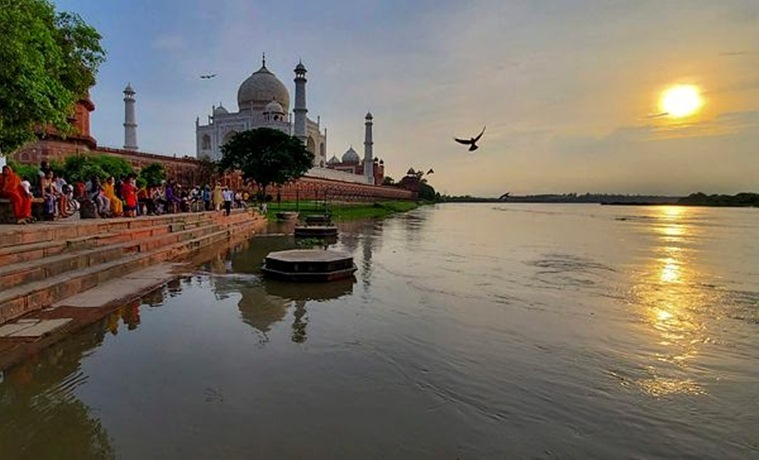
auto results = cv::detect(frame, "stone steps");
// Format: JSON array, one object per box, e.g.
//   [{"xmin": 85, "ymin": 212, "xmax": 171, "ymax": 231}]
[
  {"xmin": 0, "ymin": 210, "xmax": 235, "ymax": 249},
  {"xmin": 0, "ymin": 219, "xmax": 246, "ymax": 289},
  {"xmin": 0, "ymin": 210, "xmax": 250, "ymax": 265},
  {"xmin": 0, "ymin": 209, "xmax": 263, "ymax": 324}
]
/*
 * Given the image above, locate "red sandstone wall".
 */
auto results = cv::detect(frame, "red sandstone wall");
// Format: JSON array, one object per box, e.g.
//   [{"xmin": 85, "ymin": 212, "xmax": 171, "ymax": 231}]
[
  {"xmin": 13, "ymin": 141, "xmax": 413, "ymax": 201},
  {"xmin": 273, "ymin": 176, "xmax": 414, "ymax": 202},
  {"xmin": 14, "ymin": 139, "xmax": 92, "ymax": 164},
  {"xmin": 96, "ymin": 147, "xmax": 202, "ymax": 185}
]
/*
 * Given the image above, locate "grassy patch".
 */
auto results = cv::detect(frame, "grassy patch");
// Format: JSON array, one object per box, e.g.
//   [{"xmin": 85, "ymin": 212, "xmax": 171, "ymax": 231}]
[{"xmin": 263, "ymin": 200, "xmax": 422, "ymax": 221}]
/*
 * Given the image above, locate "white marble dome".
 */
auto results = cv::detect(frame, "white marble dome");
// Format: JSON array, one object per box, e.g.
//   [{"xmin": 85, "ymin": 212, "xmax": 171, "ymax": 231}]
[
  {"xmin": 237, "ymin": 64, "xmax": 290, "ymax": 113},
  {"xmin": 213, "ymin": 104, "xmax": 228, "ymax": 115},
  {"xmin": 342, "ymin": 147, "xmax": 360, "ymax": 163}
]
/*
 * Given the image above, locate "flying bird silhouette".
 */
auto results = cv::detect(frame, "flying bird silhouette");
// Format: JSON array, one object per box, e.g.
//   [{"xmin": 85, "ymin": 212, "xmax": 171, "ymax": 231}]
[
  {"xmin": 427, "ymin": 168, "xmax": 434, "ymax": 175},
  {"xmin": 499, "ymin": 192, "xmax": 510, "ymax": 200},
  {"xmin": 454, "ymin": 126, "xmax": 486, "ymax": 151},
  {"xmin": 200, "ymin": 74, "xmax": 217, "ymax": 79}
]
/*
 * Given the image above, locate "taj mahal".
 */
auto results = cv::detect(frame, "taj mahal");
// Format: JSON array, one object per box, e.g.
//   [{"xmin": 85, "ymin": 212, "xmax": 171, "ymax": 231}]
[{"xmin": 195, "ymin": 55, "xmax": 384, "ymax": 185}]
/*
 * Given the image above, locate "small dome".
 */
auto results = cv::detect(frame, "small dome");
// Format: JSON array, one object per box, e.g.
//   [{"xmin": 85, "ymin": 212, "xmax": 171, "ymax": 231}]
[
  {"xmin": 264, "ymin": 99, "xmax": 285, "ymax": 114},
  {"xmin": 407, "ymin": 168, "xmax": 416, "ymax": 175},
  {"xmin": 365, "ymin": 111, "xmax": 373, "ymax": 120},
  {"xmin": 342, "ymin": 147, "xmax": 360, "ymax": 163},
  {"xmin": 213, "ymin": 104, "xmax": 228, "ymax": 115},
  {"xmin": 295, "ymin": 61, "xmax": 307, "ymax": 72},
  {"xmin": 327, "ymin": 155, "xmax": 341, "ymax": 165}
]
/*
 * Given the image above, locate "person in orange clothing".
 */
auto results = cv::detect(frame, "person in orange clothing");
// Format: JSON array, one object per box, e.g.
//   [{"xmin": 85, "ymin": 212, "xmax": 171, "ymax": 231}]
[{"xmin": 0, "ymin": 165, "xmax": 32, "ymax": 223}]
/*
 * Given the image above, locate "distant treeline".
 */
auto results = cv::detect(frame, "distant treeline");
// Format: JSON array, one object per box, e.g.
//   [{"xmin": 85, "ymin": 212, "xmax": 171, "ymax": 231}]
[
  {"xmin": 440, "ymin": 193, "xmax": 679, "ymax": 204},
  {"xmin": 677, "ymin": 192, "xmax": 759, "ymax": 207},
  {"xmin": 439, "ymin": 192, "xmax": 759, "ymax": 207}
]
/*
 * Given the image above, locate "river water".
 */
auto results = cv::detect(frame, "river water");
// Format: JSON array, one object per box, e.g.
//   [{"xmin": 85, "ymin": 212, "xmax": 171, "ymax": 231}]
[{"xmin": 1, "ymin": 204, "xmax": 757, "ymax": 459}]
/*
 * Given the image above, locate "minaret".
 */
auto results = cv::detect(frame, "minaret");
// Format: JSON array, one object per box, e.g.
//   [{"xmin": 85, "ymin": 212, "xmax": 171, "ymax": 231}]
[
  {"xmin": 293, "ymin": 60, "xmax": 308, "ymax": 142},
  {"xmin": 363, "ymin": 112, "xmax": 374, "ymax": 184},
  {"xmin": 123, "ymin": 83, "xmax": 138, "ymax": 150}
]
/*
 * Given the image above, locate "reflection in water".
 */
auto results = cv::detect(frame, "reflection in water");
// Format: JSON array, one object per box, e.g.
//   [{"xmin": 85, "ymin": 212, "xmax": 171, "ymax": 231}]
[
  {"xmin": 204, "ymin": 235, "xmax": 355, "ymax": 343},
  {"xmin": 0, "ymin": 324, "xmax": 116, "ymax": 459},
  {"xmin": 337, "ymin": 219, "xmax": 381, "ymax": 289},
  {"xmin": 0, "ymin": 283, "xmax": 178, "ymax": 459},
  {"xmin": 630, "ymin": 206, "xmax": 711, "ymax": 396},
  {"xmin": 107, "ymin": 302, "xmax": 142, "ymax": 334},
  {"xmin": 292, "ymin": 301, "xmax": 308, "ymax": 343}
]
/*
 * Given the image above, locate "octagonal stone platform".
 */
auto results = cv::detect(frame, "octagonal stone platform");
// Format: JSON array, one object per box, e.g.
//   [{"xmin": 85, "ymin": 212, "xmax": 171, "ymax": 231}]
[{"xmin": 262, "ymin": 249, "xmax": 356, "ymax": 282}]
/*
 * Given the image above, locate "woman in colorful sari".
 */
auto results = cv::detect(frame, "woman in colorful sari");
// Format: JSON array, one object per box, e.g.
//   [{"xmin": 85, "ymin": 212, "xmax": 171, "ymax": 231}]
[
  {"xmin": 103, "ymin": 176, "xmax": 123, "ymax": 217},
  {"xmin": 0, "ymin": 166, "xmax": 32, "ymax": 223}
]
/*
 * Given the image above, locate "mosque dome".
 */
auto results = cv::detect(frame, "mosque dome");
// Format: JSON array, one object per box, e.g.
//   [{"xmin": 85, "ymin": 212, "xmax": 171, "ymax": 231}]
[
  {"xmin": 264, "ymin": 99, "xmax": 285, "ymax": 114},
  {"xmin": 237, "ymin": 63, "xmax": 290, "ymax": 114},
  {"xmin": 342, "ymin": 147, "xmax": 360, "ymax": 163},
  {"xmin": 213, "ymin": 104, "xmax": 229, "ymax": 115},
  {"xmin": 327, "ymin": 155, "xmax": 341, "ymax": 165}
]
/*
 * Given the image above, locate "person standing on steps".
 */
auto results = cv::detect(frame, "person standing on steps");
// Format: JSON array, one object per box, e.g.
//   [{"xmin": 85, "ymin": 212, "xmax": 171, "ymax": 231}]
[
  {"xmin": 202, "ymin": 185, "xmax": 211, "ymax": 211},
  {"xmin": 213, "ymin": 181, "xmax": 223, "ymax": 211},
  {"xmin": 222, "ymin": 187, "xmax": 233, "ymax": 216}
]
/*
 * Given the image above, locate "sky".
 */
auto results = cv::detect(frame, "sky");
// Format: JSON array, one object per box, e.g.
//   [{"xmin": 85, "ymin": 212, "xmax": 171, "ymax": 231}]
[{"xmin": 55, "ymin": 0, "xmax": 758, "ymax": 196}]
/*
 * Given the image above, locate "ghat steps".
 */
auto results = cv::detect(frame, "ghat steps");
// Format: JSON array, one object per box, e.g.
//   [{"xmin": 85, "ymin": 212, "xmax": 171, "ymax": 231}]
[{"xmin": 0, "ymin": 210, "xmax": 264, "ymax": 324}]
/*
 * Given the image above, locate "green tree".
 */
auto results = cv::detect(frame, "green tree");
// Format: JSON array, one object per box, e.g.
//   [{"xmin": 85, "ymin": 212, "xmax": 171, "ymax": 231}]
[
  {"xmin": 418, "ymin": 181, "xmax": 438, "ymax": 202},
  {"xmin": 7, "ymin": 160, "xmax": 39, "ymax": 182},
  {"xmin": 59, "ymin": 154, "xmax": 133, "ymax": 183},
  {"xmin": 0, "ymin": 0, "xmax": 106, "ymax": 154},
  {"xmin": 219, "ymin": 128, "xmax": 314, "ymax": 198},
  {"xmin": 382, "ymin": 176, "xmax": 395, "ymax": 185},
  {"xmin": 139, "ymin": 162, "xmax": 165, "ymax": 187}
]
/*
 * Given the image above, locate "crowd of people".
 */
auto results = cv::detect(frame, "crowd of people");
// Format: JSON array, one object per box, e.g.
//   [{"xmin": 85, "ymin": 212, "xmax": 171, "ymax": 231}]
[{"xmin": 1, "ymin": 161, "xmax": 253, "ymax": 224}]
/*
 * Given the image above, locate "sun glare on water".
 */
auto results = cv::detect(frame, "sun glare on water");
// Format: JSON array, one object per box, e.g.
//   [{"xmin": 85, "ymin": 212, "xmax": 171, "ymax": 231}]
[{"xmin": 660, "ymin": 85, "xmax": 703, "ymax": 118}]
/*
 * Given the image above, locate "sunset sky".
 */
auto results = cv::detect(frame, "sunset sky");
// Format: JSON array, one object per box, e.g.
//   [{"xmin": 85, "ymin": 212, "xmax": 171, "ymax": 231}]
[{"xmin": 55, "ymin": 0, "xmax": 758, "ymax": 196}]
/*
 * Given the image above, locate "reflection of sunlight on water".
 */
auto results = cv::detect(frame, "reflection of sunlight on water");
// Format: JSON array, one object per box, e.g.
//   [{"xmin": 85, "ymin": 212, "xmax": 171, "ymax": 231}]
[
  {"xmin": 660, "ymin": 257, "xmax": 679, "ymax": 283},
  {"xmin": 630, "ymin": 206, "xmax": 710, "ymax": 397},
  {"xmin": 637, "ymin": 375, "xmax": 706, "ymax": 397}
]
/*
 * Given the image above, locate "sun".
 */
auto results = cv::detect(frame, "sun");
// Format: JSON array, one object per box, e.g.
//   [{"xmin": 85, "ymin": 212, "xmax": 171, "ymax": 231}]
[{"xmin": 659, "ymin": 85, "xmax": 703, "ymax": 118}]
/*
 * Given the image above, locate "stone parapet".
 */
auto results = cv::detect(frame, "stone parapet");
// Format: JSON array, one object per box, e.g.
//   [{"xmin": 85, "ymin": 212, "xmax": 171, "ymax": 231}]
[{"xmin": 274, "ymin": 176, "xmax": 415, "ymax": 202}]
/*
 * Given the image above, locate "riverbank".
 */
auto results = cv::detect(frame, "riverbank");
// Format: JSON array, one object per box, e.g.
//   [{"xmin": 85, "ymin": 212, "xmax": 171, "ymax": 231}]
[{"xmin": 266, "ymin": 200, "xmax": 425, "ymax": 222}]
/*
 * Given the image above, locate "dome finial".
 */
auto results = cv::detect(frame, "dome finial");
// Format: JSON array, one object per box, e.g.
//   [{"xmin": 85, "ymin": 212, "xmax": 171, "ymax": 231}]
[{"xmin": 262, "ymin": 52, "xmax": 266, "ymax": 68}]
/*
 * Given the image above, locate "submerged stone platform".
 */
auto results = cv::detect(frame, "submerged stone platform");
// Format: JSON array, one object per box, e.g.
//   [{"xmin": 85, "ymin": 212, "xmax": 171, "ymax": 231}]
[
  {"xmin": 262, "ymin": 249, "xmax": 356, "ymax": 282},
  {"xmin": 293, "ymin": 225, "xmax": 338, "ymax": 238}
]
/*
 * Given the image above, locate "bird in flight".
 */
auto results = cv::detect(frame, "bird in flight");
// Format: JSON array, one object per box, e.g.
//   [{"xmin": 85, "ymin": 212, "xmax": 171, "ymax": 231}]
[
  {"xmin": 200, "ymin": 74, "xmax": 217, "ymax": 79},
  {"xmin": 427, "ymin": 168, "xmax": 434, "ymax": 175},
  {"xmin": 499, "ymin": 192, "xmax": 510, "ymax": 200},
  {"xmin": 454, "ymin": 126, "xmax": 486, "ymax": 151}
]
